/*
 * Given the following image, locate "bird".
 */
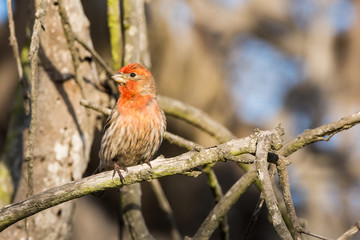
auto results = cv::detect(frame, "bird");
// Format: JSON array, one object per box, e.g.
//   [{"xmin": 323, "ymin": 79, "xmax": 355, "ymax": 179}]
[{"xmin": 94, "ymin": 62, "xmax": 166, "ymax": 182}]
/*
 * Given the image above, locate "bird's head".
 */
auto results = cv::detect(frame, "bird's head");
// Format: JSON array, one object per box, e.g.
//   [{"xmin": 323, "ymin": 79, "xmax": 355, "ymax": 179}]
[{"xmin": 112, "ymin": 63, "xmax": 156, "ymax": 96}]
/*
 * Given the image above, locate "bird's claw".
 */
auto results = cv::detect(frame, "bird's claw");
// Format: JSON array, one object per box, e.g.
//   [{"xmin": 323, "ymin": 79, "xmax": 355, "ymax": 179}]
[{"xmin": 113, "ymin": 162, "xmax": 128, "ymax": 183}]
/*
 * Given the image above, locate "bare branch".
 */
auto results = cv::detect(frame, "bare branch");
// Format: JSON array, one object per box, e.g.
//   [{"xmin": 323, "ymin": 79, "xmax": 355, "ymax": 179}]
[
  {"xmin": 26, "ymin": 0, "xmax": 49, "ymax": 198},
  {"xmin": 254, "ymin": 130, "xmax": 292, "ymax": 240},
  {"xmin": 0, "ymin": 135, "xmax": 257, "ymax": 232},
  {"xmin": 25, "ymin": 1, "xmax": 49, "ymax": 236},
  {"xmin": 279, "ymin": 112, "xmax": 360, "ymax": 158},
  {"xmin": 120, "ymin": 184, "xmax": 156, "ymax": 240},
  {"xmin": 277, "ymin": 159, "xmax": 303, "ymax": 239},
  {"xmin": 80, "ymin": 99, "xmax": 111, "ymax": 115},
  {"xmin": 158, "ymin": 95, "xmax": 235, "ymax": 143},
  {"xmin": 74, "ymin": 34, "xmax": 114, "ymax": 77}
]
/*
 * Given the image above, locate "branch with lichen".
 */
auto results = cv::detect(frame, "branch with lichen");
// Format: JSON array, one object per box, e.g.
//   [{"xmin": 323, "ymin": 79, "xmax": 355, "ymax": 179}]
[
  {"xmin": 0, "ymin": 103, "xmax": 359, "ymax": 239},
  {"xmin": 0, "ymin": 133, "xmax": 258, "ymax": 232}
]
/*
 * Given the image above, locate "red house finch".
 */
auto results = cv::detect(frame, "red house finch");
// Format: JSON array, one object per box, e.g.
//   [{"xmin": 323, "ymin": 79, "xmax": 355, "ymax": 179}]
[{"xmin": 94, "ymin": 63, "xmax": 166, "ymax": 181}]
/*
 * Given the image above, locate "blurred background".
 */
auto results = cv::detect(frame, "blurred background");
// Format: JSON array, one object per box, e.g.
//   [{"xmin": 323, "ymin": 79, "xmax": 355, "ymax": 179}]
[{"xmin": 1, "ymin": 0, "xmax": 360, "ymax": 239}]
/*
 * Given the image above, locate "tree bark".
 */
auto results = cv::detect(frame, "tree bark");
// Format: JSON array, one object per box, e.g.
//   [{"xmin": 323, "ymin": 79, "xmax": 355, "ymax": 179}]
[{"xmin": 0, "ymin": 0, "xmax": 107, "ymax": 239}]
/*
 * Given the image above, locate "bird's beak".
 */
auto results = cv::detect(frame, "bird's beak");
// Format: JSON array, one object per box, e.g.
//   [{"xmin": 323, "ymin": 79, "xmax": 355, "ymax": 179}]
[{"xmin": 111, "ymin": 73, "xmax": 127, "ymax": 85}]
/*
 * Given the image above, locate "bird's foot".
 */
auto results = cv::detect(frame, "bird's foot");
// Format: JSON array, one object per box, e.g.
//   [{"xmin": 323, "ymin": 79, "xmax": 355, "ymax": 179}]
[
  {"xmin": 146, "ymin": 161, "xmax": 152, "ymax": 168},
  {"xmin": 112, "ymin": 162, "xmax": 128, "ymax": 183}
]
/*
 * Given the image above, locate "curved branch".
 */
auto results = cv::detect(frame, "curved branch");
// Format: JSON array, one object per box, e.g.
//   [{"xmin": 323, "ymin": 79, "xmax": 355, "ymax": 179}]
[
  {"xmin": 158, "ymin": 95, "xmax": 235, "ymax": 143},
  {"xmin": 0, "ymin": 136, "xmax": 256, "ymax": 232}
]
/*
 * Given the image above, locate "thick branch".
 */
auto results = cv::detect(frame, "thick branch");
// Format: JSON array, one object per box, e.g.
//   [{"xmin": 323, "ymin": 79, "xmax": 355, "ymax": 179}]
[
  {"xmin": 0, "ymin": 136, "xmax": 256, "ymax": 232},
  {"xmin": 120, "ymin": 184, "xmax": 155, "ymax": 240}
]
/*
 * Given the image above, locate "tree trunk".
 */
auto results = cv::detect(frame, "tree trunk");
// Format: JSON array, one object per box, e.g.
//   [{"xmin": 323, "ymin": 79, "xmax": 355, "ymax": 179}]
[{"xmin": 0, "ymin": 0, "xmax": 108, "ymax": 239}]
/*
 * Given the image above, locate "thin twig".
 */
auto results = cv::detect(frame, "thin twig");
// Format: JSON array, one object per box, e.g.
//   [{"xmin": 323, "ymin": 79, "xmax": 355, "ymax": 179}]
[
  {"xmin": 7, "ymin": 0, "xmax": 23, "ymax": 80},
  {"xmin": 158, "ymin": 95, "xmax": 235, "ymax": 143},
  {"xmin": 202, "ymin": 164, "xmax": 230, "ymax": 240},
  {"xmin": 243, "ymin": 193, "xmax": 265, "ymax": 240},
  {"xmin": 74, "ymin": 34, "xmax": 113, "ymax": 76},
  {"xmin": 25, "ymin": 0, "xmax": 48, "ymax": 237},
  {"xmin": 80, "ymin": 99, "xmax": 111, "ymax": 115},
  {"xmin": 150, "ymin": 180, "xmax": 182, "ymax": 240},
  {"xmin": 57, "ymin": 0, "xmax": 84, "ymax": 96},
  {"xmin": 279, "ymin": 112, "xmax": 360, "ymax": 158},
  {"xmin": 277, "ymin": 159, "xmax": 303, "ymax": 239},
  {"xmin": 301, "ymin": 231, "xmax": 333, "ymax": 240},
  {"xmin": 163, "ymin": 131, "xmax": 201, "ymax": 150}
]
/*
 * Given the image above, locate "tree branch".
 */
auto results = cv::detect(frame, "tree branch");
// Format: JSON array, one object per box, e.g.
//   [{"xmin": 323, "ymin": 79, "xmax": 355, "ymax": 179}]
[
  {"xmin": 254, "ymin": 130, "xmax": 292, "ymax": 240},
  {"xmin": 0, "ymin": 135, "xmax": 256, "ymax": 232},
  {"xmin": 74, "ymin": 34, "xmax": 114, "ymax": 77},
  {"xmin": 26, "ymin": 0, "xmax": 49, "ymax": 200},
  {"xmin": 120, "ymin": 184, "xmax": 156, "ymax": 240},
  {"xmin": 158, "ymin": 95, "xmax": 235, "ymax": 143},
  {"xmin": 277, "ymin": 159, "xmax": 303, "ymax": 239}
]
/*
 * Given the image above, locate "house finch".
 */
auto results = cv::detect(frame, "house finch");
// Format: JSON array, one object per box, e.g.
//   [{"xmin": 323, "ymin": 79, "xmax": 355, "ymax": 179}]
[{"xmin": 94, "ymin": 63, "xmax": 166, "ymax": 181}]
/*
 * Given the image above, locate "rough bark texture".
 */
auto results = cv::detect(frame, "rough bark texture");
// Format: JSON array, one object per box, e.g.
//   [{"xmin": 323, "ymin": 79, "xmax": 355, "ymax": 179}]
[{"xmin": 0, "ymin": 0, "xmax": 107, "ymax": 239}]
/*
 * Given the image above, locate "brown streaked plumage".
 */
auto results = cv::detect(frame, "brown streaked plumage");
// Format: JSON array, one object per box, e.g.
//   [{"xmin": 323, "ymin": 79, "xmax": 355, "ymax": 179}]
[{"xmin": 94, "ymin": 63, "xmax": 166, "ymax": 181}]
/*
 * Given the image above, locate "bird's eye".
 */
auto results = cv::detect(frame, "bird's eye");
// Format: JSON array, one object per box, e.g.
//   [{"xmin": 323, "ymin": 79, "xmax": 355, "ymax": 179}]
[{"xmin": 130, "ymin": 72, "xmax": 136, "ymax": 78}]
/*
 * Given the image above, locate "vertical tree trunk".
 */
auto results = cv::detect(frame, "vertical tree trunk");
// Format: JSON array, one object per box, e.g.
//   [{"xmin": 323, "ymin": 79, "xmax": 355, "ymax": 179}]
[{"xmin": 0, "ymin": 0, "xmax": 107, "ymax": 239}]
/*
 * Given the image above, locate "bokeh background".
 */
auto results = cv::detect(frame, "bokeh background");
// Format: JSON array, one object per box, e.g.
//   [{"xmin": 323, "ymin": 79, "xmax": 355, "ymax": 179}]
[{"xmin": 1, "ymin": 0, "xmax": 360, "ymax": 239}]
